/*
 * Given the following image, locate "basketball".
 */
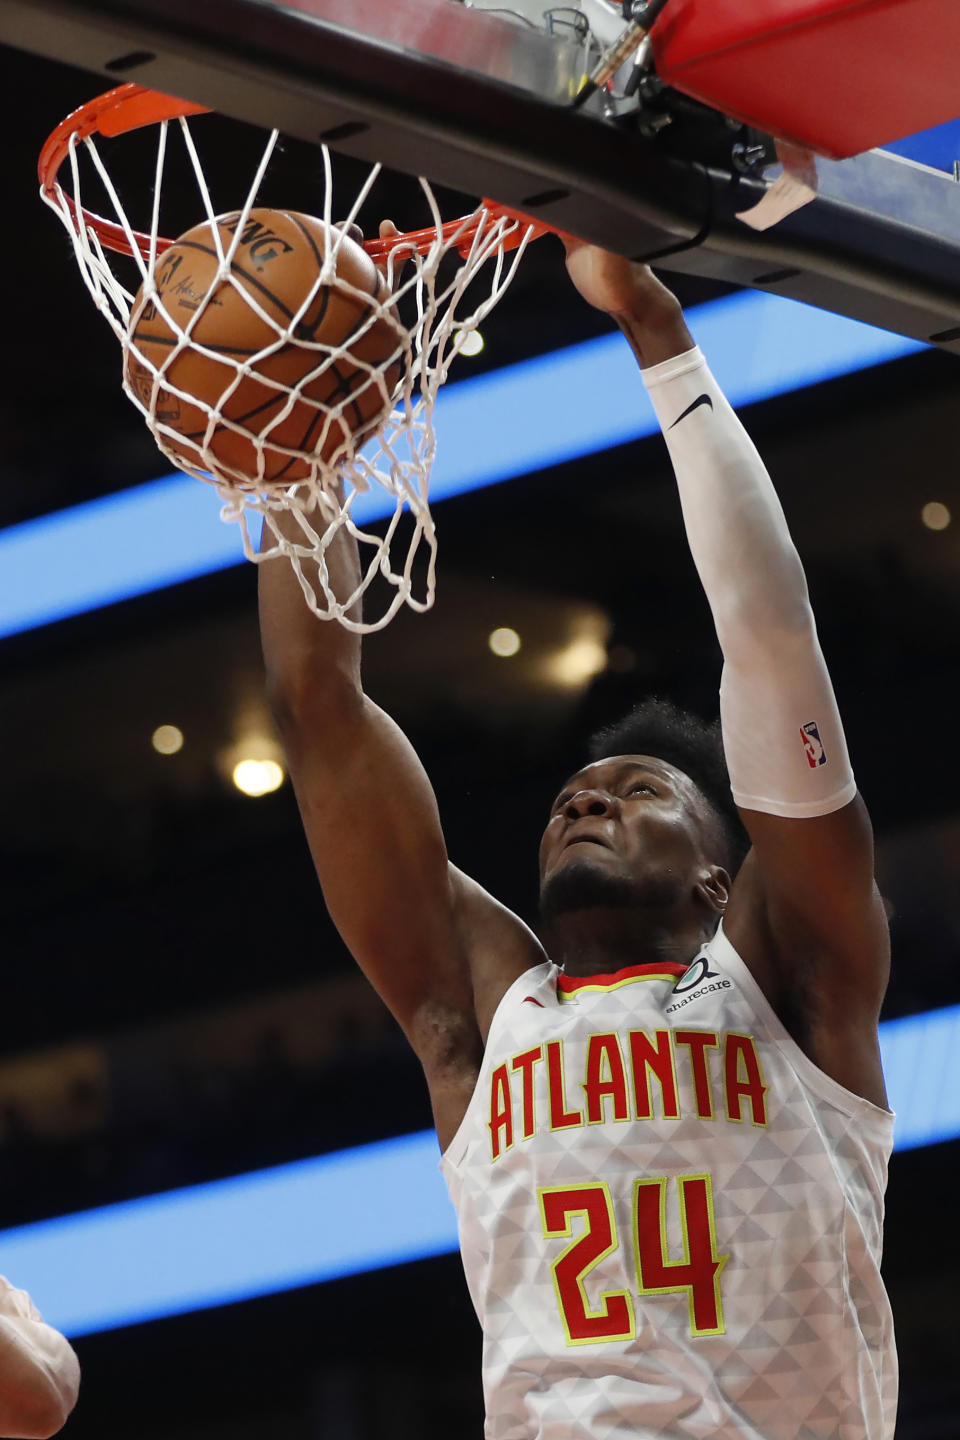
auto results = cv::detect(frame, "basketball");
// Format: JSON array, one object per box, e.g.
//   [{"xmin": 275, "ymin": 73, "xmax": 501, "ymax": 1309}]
[{"xmin": 124, "ymin": 208, "xmax": 402, "ymax": 487}]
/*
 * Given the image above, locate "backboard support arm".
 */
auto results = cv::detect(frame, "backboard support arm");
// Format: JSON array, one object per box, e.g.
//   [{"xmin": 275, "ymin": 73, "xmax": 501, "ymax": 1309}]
[{"xmin": 7, "ymin": 0, "xmax": 960, "ymax": 352}]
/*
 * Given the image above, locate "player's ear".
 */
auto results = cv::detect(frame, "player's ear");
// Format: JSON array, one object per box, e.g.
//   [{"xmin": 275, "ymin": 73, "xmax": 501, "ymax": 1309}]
[{"xmin": 696, "ymin": 864, "xmax": 730, "ymax": 915}]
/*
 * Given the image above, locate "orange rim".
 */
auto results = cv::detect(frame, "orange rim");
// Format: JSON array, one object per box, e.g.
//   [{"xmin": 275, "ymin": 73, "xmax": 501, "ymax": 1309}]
[{"xmin": 39, "ymin": 83, "xmax": 555, "ymax": 262}]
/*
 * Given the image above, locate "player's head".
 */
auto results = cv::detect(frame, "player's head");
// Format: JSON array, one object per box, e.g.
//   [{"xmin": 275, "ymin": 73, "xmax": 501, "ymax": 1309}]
[{"xmin": 538, "ymin": 698, "xmax": 749, "ymax": 937}]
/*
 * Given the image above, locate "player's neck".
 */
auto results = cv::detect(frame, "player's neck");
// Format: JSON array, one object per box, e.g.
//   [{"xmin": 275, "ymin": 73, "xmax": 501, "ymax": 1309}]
[{"xmin": 546, "ymin": 906, "xmax": 710, "ymax": 978}]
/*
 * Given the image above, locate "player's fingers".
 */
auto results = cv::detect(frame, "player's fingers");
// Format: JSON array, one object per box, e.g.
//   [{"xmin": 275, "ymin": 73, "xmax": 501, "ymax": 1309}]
[
  {"xmin": 559, "ymin": 231, "xmax": 587, "ymax": 258},
  {"xmin": 375, "ymin": 218, "xmax": 414, "ymax": 285},
  {"xmin": 335, "ymin": 221, "xmax": 365, "ymax": 245}
]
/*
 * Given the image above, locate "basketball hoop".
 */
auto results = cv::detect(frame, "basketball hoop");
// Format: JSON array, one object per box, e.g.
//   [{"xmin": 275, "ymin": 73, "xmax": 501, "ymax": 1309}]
[{"xmin": 39, "ymin": 84, "xmax": 555, "ymax": 631}]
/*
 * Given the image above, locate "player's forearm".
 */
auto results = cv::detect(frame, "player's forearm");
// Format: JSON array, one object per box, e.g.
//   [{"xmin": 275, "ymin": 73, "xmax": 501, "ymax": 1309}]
[
  {"xmin": 562, "ymin": 243, "xmax": 693, "ymax": 365},
  {"xmin": 643, "ymin": 346, "xmax": 856, "ymax": 818},
  {"xmin": 614, "ymin": 294, "xmax": 811, "ymax": 638},
  {"xmin": 0, "ymin": 1316, "xmax": 79, "ymax": 1438},
  {"xmin": 258, "ymin": 504, "xmax": 363, "ymax": 706},
  {"xmin": 643, "ymin": 347, "xmax": 812, "ymax": 648},
  {"xmin": 614, "ymin": 300, "xmax": 695, "ymax": 371}
]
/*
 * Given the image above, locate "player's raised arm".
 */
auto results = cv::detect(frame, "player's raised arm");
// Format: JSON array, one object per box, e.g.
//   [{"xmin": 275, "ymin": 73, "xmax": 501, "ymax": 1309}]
[
  {"xmin": 563, "ymin": 241, "xmax": 889, "ymax": 1107},
  {"xmin": 0, "ymin": 1277, "xmax": 79, "ymax": 1438},
  {"xmin": 258, "ymin": 509, "xmax": 542, "ymax": 1145}
]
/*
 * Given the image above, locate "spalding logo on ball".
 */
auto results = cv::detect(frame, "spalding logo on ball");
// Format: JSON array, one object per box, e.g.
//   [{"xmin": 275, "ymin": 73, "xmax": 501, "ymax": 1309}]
[{"xmin": 125, "ymin": 208, "xmax": 403, "ymax": 488}]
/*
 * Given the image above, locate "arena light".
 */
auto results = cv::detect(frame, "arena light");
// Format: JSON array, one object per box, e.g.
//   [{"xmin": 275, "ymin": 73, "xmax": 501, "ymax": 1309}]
[
  {"xmin": 0, "ymin": 1001, "xmax": 954, "ymax": 1340},
  {"xmin": 151, "ymin": 724, "xmax": 184, "ymax": 756},
  {"xmin": 455, "ymin": 328, "xmax": 485, "ymax": 357},
  {"xmin": 921, "ymin": 501, "xmax": 951, "ymax": 531},
  {"xmin": 0, "ymin": 292, "xmax": 925, "ymax": 640},
  {"xmin": 489, "ymin": 626, "xmax": 521, "ymax": 657},
  {"xmin": 232, "ymin": 757, "xmax": 285, "ymax": 796},
  {"xmin": 545, "ymin": 634, "xmax": 608, "ymax": 688}
]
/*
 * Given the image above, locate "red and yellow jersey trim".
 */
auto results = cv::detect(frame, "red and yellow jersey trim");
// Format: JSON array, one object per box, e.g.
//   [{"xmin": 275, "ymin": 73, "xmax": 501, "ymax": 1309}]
[{"xmin": 557, "ymin": 961, "xmax": 689, "ymax": 1002}]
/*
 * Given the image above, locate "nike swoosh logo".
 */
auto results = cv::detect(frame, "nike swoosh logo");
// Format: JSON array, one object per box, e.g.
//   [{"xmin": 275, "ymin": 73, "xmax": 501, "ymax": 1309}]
[
  {"xmin": 522, "ymin": 996, "xmax": 545, "ymax": 1007},
  {"xmin": 669, "ymin": 393, "xmax": 713, "ymax": 428}
]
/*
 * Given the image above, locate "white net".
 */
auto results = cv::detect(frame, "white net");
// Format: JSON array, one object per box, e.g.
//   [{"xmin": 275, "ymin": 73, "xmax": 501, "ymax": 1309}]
[{"xmin": 41, "ymin": 105, "xmax": 539, "ymax": 631}]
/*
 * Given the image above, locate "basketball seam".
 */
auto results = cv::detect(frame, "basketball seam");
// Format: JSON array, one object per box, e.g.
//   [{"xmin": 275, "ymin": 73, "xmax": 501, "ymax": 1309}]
[
  {"xmin": 128, "ymin": 332, "xmax": 261, "ymax": 358},
  {"xmin": 173, "ymin": 387, "xmax": 303, "ymax": 440},
  {"xmin": 172, "ymin": 373, "xmax": 361, "ymax": 475},
  {"xmin": 282, "ymin": 211, "xmax": 333, "ymax": 342},
  {"xmin": 328, "ymin": 359, "xmax": 369, "ymax": 434},
  {"xmin": 285, "ymin": 212, "xmax": 383, "ymax": 352}
]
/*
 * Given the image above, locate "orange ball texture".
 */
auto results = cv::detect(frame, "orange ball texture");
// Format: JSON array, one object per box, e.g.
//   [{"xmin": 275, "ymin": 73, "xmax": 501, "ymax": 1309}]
[{"xmin": 124, "ymin": 209, "xmax": 401, "ymax": 487}]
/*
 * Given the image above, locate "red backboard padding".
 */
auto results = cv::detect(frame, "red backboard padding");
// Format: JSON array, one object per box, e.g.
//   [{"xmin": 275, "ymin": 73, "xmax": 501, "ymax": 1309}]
[{"xmin": 651, "ymin": 0, "xmax": 960, "ymax": 158}]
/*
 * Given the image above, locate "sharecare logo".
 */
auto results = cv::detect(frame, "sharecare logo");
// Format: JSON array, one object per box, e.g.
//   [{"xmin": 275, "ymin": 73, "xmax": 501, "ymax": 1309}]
[
  {"xmin": 672, "ymin": 954, "xmax": 719, "ymax": 994},
  {"xmin": 800, "ymin": 720, "xmax": 827, "ymax": 768}
]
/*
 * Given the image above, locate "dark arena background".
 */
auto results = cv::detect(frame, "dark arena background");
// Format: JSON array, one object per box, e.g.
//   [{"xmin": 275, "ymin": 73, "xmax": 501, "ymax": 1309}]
[{"xmin": 2, "ymin": 9, "xmax": 960, "ymax": 1438}]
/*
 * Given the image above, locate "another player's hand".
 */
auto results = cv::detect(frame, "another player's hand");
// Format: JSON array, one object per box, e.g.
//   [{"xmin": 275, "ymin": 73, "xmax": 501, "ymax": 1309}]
[{"xmin": 561, "ymin": 235, "xmax": 680, "ymax": 322}]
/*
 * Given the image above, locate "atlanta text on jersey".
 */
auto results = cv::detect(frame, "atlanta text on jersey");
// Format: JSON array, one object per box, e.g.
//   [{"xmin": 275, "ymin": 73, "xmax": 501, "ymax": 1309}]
[{"xmin": 489, "ymin": 1027, "xmax": 769, "ymax": 1161}]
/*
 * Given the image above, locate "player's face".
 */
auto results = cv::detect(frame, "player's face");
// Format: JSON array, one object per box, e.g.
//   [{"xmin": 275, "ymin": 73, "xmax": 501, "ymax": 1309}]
[{"xmin": 538, "ymin": 755, "xmax": 719, "ymax": 916}]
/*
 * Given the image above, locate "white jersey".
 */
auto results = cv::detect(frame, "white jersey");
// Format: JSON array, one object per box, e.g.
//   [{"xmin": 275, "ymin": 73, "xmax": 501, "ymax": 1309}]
[{"xmin": 441, "ymin": 923, "xmax": 897, "ymax": 1440}]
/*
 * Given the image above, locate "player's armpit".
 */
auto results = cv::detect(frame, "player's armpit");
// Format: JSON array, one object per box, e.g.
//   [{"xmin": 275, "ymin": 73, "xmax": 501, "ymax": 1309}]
[
  {"xmin": 725, "ymin": 802, "xmax": 891, "ymax": 1107},
  {"xmin": 413, "ymin": 998, "xmax": 487, "ymax": 1152}
]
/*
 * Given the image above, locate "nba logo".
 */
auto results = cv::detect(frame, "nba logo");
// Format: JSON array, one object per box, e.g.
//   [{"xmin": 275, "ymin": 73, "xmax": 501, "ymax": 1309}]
[{"xmin": 800, "ymin": 721, "xmax": 827, "ymax": 768}]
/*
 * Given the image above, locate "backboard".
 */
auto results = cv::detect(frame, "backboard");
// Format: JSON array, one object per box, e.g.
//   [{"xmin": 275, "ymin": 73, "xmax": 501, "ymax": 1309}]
[{"xmin": 6, "ymin": 0, "xmax": 960, "ymax": 351}]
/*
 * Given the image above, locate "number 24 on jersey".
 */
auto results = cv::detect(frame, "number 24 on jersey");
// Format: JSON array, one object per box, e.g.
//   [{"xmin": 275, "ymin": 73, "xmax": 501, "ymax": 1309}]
[{"xmin": 538, "ymin": 1173, "xmax": 727, "ymax": 1345}]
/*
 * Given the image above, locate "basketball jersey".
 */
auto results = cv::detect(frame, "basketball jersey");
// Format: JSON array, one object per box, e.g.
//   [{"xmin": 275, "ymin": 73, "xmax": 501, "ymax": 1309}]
[{"xmin": 441, "ymin": 923, "xmax": 897, "ymax": 1440}]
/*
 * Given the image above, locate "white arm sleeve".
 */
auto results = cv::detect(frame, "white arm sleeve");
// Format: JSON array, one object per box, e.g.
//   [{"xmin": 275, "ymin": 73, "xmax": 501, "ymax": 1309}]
[{"xmin": 642, "ymin": 346, "xmax": 856, "ymax": 820}]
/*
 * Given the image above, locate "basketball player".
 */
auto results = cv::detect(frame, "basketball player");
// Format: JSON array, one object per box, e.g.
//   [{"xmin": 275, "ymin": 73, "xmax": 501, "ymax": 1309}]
[
  {"xmin": 259, "ymin": 239, "xmax": 896, "ymax": 1438},
  {"xmin": 0, "ymin": 1272, "xmax": 78, "ymax": 1436}
]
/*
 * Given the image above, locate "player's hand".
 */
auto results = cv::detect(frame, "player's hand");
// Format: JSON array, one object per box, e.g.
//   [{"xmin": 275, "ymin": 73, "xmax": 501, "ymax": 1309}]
[
  {"xmin": 336, "ymin": 220, "xmax": 401, "ymax": 246},
  {"xmin": 375, "ymin": 219, "xmax": 415, "ymax": 284},
  {"xmin": 337, "ymin": 219, "xmax": 410, "ymax": 292},
  {"xmin": 561, "ymin": 235, "xmax": 680, "ymax": 321}
]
